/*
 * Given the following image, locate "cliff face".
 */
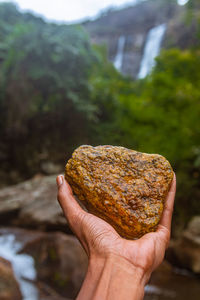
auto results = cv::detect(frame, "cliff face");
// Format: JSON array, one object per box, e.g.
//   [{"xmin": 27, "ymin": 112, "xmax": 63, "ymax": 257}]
[{"xmin": 82, "ymin": 0, "xmax": 189, "ymax": 78}]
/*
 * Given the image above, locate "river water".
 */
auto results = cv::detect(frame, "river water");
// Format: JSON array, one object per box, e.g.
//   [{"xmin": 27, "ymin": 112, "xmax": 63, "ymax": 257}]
[
  {"xmin": 0, "ymin": 233, "xmax": 38, "ymax": 300},
  {"xmin": 0, "ymin": 230, "xmax": 199, "ymax": 300}
]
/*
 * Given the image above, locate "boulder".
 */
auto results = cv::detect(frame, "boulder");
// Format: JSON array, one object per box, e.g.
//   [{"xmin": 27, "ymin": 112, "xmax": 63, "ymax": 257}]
[
  {"xmin": 0, "ymin": 228, "xmax": 87, "ymax": 299},
  {"xmin": 21, "ymin": 231, "xmax": 88, "ymax": 299},
  {"xmin": 0, "ymin": 175, "xmax": 67, "ymax": 231},
  {"xmin": 83, "ymin": 0, "xmax": 180, "ymax": 78},
  {"xmin": 40, "ymin": 161, "xmax": 62, "ymax": 175},
  {"xmin": 0, "ymin": 256, "xmax": 22, "ymax": 300},
  {"xmin": 167, "ymin": 216, "xmax": 200, "ymax": 273}
]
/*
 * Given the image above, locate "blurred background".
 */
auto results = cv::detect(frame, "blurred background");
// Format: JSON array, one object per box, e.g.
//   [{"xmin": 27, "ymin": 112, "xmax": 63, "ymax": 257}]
[{"xmin": 0, "ymin": 0, "xmax": 200, "ymax": 299}]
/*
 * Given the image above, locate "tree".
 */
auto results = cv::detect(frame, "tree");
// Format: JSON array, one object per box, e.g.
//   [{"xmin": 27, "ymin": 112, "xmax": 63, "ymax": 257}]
[
  {"xmin": 117, "ymin": 48, "xmax": 200, "ymax": 226},
  {"xmin": 0, "ymin": 3, "xmax": 98, "ymax": 178}
]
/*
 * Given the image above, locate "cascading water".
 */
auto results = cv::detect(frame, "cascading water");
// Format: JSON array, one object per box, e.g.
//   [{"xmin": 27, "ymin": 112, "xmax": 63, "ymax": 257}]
[
  {"xmin": 178, "ymin": 0, "xmax": 189, "ymax": 5},
  {"xmin": 0, "ymin": 234, "xmax": 38, "ymax": 300},
  {"xmin": 138, "ymin": 23, "xmax": 167, "ymax": 79},
  {"xmin": 114, "ymin": 36, "xmax": 126, "ymax": 72}
]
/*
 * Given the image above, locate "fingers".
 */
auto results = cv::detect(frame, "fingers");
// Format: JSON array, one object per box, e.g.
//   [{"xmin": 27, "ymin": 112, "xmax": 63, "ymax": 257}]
[
  {"xmin": 56, "ymin": 175, "xmax": 86, "ymax": 237},
  {"xmin": 155, "ymin": 173, "xmax": 176, "ymax": 248},
  {"xmin": 159, "ymin": 173, "xmax": 176, "ymax": 232}
]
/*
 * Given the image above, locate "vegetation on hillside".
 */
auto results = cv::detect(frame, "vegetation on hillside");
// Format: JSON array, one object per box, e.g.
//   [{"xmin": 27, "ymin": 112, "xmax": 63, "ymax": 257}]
[{"xmin": 0, "ymin": 2, "xmax": 199, "ymax": 230}]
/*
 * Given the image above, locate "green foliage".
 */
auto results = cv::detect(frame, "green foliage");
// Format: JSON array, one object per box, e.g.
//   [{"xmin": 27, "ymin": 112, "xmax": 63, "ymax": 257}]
[
  {"xmin": 0, "ymin": 2, "xmax": 199, "ymax": 228},
  {"xmin": 118, "ymin": 49, "xmax": 200, "ymax": 160},
  {"xmin": 88, "ymin": 45, "xmax": 128, "ymax": 144},
  {"xmin": 0, "ymin": 3, "xmax": 99, "ymax": 178},
  {"xmin": 115, "ymin": 49, "xmax": 200, "ymax": 226}
]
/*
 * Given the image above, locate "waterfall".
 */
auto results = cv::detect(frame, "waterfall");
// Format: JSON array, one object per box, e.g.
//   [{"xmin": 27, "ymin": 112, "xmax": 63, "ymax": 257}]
[
  {"xmin": 177, "ymin": 0, "xmax": 189, "ymax": 5},
  {"xmin": 114, "ymin": 36, "xmax": 126, "ymax": 72},
  {"xmin": 0, "ymin": 234, "xmax": 38, "ymax": 300},
  {"xmin": 138, "ymin": 23, "xmax": 167, "ymax": 79}
]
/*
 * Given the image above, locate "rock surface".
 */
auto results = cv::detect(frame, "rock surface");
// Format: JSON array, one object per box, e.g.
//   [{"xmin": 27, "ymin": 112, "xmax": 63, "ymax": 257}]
[
  {"xmin": 65, "ymin": 145, "xmax": 173, "ymax": 239},
  {"xmin": 0, "ymin": 175, "xmax": 67, "ymax": 231},
  {"xmin": 21, "ymin": 231, "xmax": 88, "ymax": 299},
  {"xmin": 0, "ymin": 256, "xmax": 22, "ymax": 300},
  {"xmin": 83, "ymin": 0, "xmax": 180, "ymax": 78},
  {"xmin": 167, "ymin": 216, "xmax": 200, "ymax": 274},
  {"xmin": 0, "ymin": 227, "xmax": 87, "ymax": 299}
]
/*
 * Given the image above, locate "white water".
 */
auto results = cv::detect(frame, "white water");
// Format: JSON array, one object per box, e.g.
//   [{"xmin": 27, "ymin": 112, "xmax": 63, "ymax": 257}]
[
  {"xmin": 114, "ymin": 35, "xmax": 126, "ymax": 71},
  {"xmin": 145, "ymin": 284, "xmax": 176, "ymax": 298},
  {"xmin": 138, "ymin": 23, "xmax": 167, "ymax": 79},
  {"xmin": 178, "ymin": 0, "xmax": 189, "ymax": 5},
  {"xmin": 0, "ymin": 234, "xmax": 38, "ymax": 300}
]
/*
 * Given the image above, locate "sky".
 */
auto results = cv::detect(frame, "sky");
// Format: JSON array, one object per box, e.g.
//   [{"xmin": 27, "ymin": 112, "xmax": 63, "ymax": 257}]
[{"xmin": 0, "ymin": 0, "xmax": 189, "ymax": 23}]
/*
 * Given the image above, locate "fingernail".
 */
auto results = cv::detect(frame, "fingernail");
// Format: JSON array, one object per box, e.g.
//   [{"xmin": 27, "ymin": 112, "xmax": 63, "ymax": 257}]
[{"xmin": 57, "ymin": 175, "xmax": 63, "ymax": 187}]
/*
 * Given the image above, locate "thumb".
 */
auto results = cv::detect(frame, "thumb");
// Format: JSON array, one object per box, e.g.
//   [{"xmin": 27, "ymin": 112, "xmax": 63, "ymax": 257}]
[{"xmin": 56, "ymin": 175, "xmax": 86, "ymax": 237}]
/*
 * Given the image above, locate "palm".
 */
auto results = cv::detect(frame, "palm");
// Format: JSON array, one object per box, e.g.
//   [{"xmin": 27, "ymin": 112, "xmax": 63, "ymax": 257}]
[
  {"xmin": 80, "ymin": 212, "xmax": 167, "ymax": 274},
  {"xmin": 58, "ymin": 175, "xmax": 175, "ymax": 279}
]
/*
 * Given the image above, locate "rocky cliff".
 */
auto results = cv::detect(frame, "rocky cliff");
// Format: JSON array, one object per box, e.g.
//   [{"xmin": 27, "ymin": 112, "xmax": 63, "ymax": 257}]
[{"xmin": 82, "ymin": 0, "xmax": 195, "ymax": 78}]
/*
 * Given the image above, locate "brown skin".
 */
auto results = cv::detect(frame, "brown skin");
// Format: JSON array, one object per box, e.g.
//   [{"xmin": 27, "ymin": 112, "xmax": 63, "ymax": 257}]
[{"xmin": 57, "ymin": 174, "xmax": 176, "ymax": 300}]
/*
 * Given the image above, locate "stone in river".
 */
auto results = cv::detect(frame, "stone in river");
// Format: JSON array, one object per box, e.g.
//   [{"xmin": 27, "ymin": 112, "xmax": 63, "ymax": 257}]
[
  {"xmin": 65, "ymin": 145, "xmax": 174, "ymax": 239},
  {"xmin": 0, "ymin": 256, "xmax": 22, "ymax": 300}
]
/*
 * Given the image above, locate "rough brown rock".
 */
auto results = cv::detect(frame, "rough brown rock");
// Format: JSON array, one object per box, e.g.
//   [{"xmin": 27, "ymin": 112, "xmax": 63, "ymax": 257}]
[
  {"xmin": 0, "ymin": 256, "xmax": 22, "ymax": 300},
  {"xmin": 65, "ymin": 145, "xmax": 173, "ymax": 239}
]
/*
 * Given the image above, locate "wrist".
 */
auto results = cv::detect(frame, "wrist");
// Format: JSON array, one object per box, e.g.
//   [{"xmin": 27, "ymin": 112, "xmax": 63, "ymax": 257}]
[
  {"xmin": 81, "ymin": 254, "xmax": 146, "ymax": 300},
  {"xmin": 93, "ymin": 253, "xmax": 146, "ymax": 275}
]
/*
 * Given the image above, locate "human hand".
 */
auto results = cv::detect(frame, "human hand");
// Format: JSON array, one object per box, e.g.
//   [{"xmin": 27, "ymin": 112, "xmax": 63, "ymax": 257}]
[{"xmin": 57, "ymin": 174, "xmax": 176, "ymax": 300}]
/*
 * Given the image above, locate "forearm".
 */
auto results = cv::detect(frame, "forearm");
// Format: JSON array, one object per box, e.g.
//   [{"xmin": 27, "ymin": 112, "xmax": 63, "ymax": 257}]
[{"xmin": 76, "ymin": 254, "xmax": 146, "ymax": 300}]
